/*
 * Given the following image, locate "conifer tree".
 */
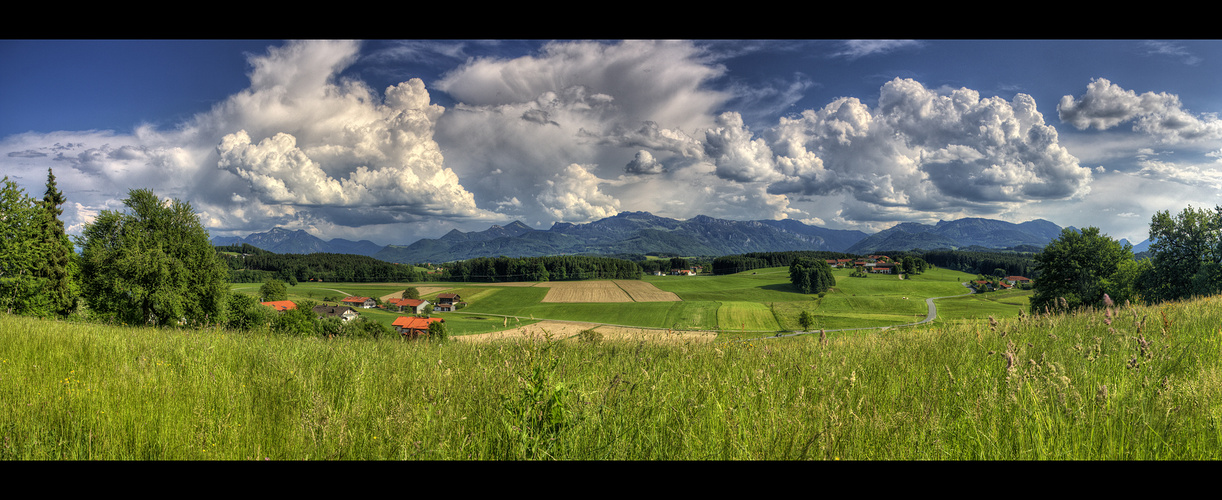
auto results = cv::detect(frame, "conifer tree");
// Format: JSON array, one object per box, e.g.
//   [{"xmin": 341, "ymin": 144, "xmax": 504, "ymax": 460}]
[{"xmin": 36, "ymin": 168, "xmax": 78, "ymax": 316}]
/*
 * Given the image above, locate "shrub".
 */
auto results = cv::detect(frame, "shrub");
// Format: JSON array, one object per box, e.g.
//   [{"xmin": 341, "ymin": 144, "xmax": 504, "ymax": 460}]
[
  {"xmin": 577, "ymin": 328, "xmax": 603, "ymax": 345},
  {"xmin": 428, "ymin": 320, "xmax": 448, "ymax": 342}
]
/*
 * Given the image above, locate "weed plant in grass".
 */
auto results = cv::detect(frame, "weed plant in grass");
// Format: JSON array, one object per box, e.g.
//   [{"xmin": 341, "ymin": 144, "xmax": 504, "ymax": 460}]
[{"xmin": 3, "ymin": 293, "xmax": 1220, "ymax": 459}]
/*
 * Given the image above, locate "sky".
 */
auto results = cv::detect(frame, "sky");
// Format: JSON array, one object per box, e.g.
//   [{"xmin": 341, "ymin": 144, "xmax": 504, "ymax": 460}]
[{"xmin": 3, "ymin": 39, "xmax": 1220, "ymax": 247}]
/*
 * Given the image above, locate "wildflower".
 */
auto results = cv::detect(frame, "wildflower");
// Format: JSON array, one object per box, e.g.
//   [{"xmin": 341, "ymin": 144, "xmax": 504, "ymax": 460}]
[{"xmin": 1102, "ymin": 293, "xmax": 1114, "ymax": 308}]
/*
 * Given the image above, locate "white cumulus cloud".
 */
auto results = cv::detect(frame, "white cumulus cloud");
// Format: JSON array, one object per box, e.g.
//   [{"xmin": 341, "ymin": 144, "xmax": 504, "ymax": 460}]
[
  {"xmin": 1058, "ymin": 77, "xmax": 1222, "ymax": 143},
  {"xmin": 536, "ymin": 164, "xmax": 621, "ymax": 222},
  {"xmin": 763, "ymin": 78, "xmax": 1092, "ymax": 219}
]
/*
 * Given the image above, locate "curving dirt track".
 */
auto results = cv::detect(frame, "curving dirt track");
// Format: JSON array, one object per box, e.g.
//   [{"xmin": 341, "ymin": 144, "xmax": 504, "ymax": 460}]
[{"xmin": 456, "ymin": 320, "xmax": 716, "ymax": 344}]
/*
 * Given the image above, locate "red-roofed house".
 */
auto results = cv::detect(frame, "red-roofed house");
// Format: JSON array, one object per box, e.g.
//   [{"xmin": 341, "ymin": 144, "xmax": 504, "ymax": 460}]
[
  {"xmin": 392, "ymin": 316, "xmax": 445, "ymax": 339},
  {"xmin": 868, "ymin": 263, "xmax": 896, "ymax": 274},
  {"xmin": 260, "ymin": 300, "xmax": 297, "ymax": 312},
  {"xmin": 388, "ymin": 298, "xmax": 430, "ymax": 314},
  {"xmin": 1006, "ymin": 276, "xmax": 1032, "ymax": 285},
  {"xmin": 341, "ymin": 296, "xmax": 376, "ymax": 308}
]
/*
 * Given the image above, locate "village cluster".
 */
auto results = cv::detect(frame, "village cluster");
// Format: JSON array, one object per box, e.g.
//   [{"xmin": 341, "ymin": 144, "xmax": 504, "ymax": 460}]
[{"xmin": 258, "ymin": 292, "xmax": 464, "ymax": 339}]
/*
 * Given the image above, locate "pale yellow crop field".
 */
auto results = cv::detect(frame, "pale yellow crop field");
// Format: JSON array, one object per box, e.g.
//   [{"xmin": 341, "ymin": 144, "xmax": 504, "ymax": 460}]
[
  {"xmin": 614, "ymin": 280, "xmax": 681, "ymax": 302},
  {"xmin": 538, "ymin": 280, "xmax": 681, "ymax": 303},
  {"xmin": 539, "ymin": 281, "xmax": 633, "ymax": 303}
]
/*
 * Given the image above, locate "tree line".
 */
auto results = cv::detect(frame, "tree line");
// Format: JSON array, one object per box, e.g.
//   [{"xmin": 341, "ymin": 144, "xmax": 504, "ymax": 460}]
[
  {"xmin": 3, "ymin": 173, "xmax": 233, "ymax": 327},
  {"xmin": 711, "ymin": 251, "xmax": 856, "ymax": 275},
  {"xmin": 1, "ymin": 171, "xmax": 79, "ymax": 316},
  {"xmin": 440, "ymin": 255, "xmax": 642, "ymax": 282},
  {"xmin": 221, "ymin": 250, "xmax": 429, "ymax": 283},
  {"xmin": 916, "ymin": 249, "xmax": 1036, "ymax": 278}
]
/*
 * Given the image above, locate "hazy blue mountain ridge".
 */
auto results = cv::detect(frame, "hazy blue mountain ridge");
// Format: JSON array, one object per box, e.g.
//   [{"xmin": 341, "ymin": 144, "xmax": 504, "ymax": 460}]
[{"xmin": 218, "ymin": 212, "xmax": 1089, "ymax": 265}]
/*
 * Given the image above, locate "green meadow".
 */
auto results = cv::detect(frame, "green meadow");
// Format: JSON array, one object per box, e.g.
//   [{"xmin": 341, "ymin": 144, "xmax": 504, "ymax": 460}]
[{"xmin": 5, "ymin": 294, "xmax": 1220, "ymax": 460}]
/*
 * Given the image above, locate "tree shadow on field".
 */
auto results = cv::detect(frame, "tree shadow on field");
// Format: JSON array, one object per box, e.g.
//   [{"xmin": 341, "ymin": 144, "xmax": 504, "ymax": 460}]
[{"xmin": 759, "ymin": 283, "xmax": 803, "ymax": 294}]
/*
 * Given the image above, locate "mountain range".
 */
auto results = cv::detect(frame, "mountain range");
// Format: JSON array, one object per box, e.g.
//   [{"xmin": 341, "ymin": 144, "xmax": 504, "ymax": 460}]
[
  {"xmin": 372, "ymin": 211, "xmax": 870, "ymax": 264},
  {"xmin": 212, "ymin": 227, "xmax": 384, "ymax": 256},
  {"xmin": 844, "ymin": 218, "xmax": 1068, "ymax": 254},
  {"xmin": 214, "ymin": 212, "xmax": 1124, "ymax": 264}
]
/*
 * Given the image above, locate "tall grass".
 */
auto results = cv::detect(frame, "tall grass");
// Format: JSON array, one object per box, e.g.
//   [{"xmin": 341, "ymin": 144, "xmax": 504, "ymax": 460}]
[{"xmin": 3, "ymin": 294, "xmax": 1220, "ymax": 459}]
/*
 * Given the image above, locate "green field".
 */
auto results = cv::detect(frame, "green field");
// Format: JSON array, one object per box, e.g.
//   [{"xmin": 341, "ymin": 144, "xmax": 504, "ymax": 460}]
[
  {"xmin": 5, "ymin": 293, "xmax": 1220, "ymax": 459},
  {"xmin": 234, "ymin": 266, "xmax": 1013, "ymax": 337}
]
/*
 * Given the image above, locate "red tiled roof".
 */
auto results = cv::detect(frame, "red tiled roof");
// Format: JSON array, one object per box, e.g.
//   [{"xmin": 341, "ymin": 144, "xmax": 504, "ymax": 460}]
[
  {"xmin": 389, "ymin": 298, "xmax": 425, "ymax": 307},
  {"xmin": 341, "ymin": 296, "xmax": 371, "ymax": 303},
  {"xmin": 392, "ymin": 316, "xmax": 444, "ymax": 330},
  {"xmin": 260, "ymin": 300, "xmax": 297, "ymax": 311}
]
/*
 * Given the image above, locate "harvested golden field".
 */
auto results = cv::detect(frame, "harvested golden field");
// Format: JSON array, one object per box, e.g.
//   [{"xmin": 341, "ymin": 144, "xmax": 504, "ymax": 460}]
[
  {"xmin": 539, "ymin": 281, "xmax": 633, "ymax": 303},
  {"xmin": 614, "ymin": 280, "xmax": 681, "ymax": 302},
  {"xmin": 456, "ymin": 321, "xmax": 715, "ymax": 344},
  {"xmin": 537, "ymin": 280, "xmax": 680, "ymax": 303},
  {"xmin": 466, "ymin": 282, "xmax": 543, "ymax": 287}
]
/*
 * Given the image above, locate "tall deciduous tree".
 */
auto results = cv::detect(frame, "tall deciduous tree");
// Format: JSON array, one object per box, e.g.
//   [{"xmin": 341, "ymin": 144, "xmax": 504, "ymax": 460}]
[
  {"xmin": 1030, "ymin": 227, "xmax": 1133, "ymax": 313},
  {"xmin": 1145, "ymin": 205, "xmax": 1222, "ymax": 302},
  {"xmin": 79, "ymin": 189, "xmax": 229, "ymax": 326},
  {"xmin": 36, "ymin": 169, "xmax": 79, "ymax": 316}
]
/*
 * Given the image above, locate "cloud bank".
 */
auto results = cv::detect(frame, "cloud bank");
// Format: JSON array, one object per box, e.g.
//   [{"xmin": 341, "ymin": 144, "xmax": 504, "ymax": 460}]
[{"xmin": 4, "ymin": 40, "xmax": 1156, "ymax": 245}]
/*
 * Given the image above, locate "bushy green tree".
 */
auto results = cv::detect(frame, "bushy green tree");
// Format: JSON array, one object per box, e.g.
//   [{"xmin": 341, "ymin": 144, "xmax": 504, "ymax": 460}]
[
  {"xmin": 0, "ymin": 178, "xmax": 49, "ymax": 315},
  {"xmin": 79, "ymin": 189, "xmax": 229, "ymax": 326},
  {"xmin": 428, "ymin": 320, "xmax": 448, "ymax": 342},
  {"xmin": 1145, "ymin": 205, "xmax": 1222, "ymax": 302},
  {"xmin": 797, "ymin": 310, "xmax": 815, "ymax": 331},
  {"xmin": 402, "ymin": 287, "xmax": 420, "ymax": 300},
  {"xmin": 224, "ymin": 292, "xmax": 273, "ymax": 331},
  {"xmin": 789, "ymin": 257, "xmax": 835, "ymax": 294},
  {"xmin": 319, "ymin": 316, "xmax": 345, "ymax": 337},
  {"xmin": 260, "ymin": 279, "xmax": 288, "ymax": 301},
  {"xmin": 346, "ymin": 316, "xmax": 390, "ymax": 338},
  {"xmin": 272, "ymin": 301, "xmax": 318, "ymax": 336},
  {"xmin": 1030, "ymin": 227, "xmax": 1132, "ymax": 313},
  {"xmin": 669, "ymin": 257, "xmax": 689, "ymax": 272}
]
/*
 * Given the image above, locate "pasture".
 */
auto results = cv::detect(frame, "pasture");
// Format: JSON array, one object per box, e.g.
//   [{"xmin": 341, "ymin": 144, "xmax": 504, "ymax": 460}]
[{"xmin": 232, "ymin": 265, "xmax": 1023, "ymax": 338}]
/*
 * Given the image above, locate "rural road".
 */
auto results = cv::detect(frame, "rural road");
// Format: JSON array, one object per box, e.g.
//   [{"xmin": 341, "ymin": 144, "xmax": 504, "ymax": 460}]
[{"xmin": 756, "ymin": 284, "xmax": 976, "ymax": 341}]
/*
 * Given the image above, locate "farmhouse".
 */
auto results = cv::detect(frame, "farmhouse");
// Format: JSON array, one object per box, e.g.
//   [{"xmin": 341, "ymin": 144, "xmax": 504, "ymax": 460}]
[
  {"xmin": 868, "ymin": 263, "xmax": 897, "ymax": 274},
  {"xmin": 341, "ymin": 296, "xmax": 376, "ymax": 308},
  {"xmin": 392, "ymin": 316, "xmax": 445, "ymax": 339},
  {"xmin": 434, "ymin": 293, "xmax": 462, "ymax": 312},
  {"xmin": 313, "ymin": 304, "xmax": 360, "ymax": 322},
  {"xmin": 260, "ymin": 300, "xmax": 297, "ymax": 312},
  {"xmin": 1006, "ymin": 276, "xmax": 1032, "ymax": 285},
  {"xmin": 388, "ymin": 298, "xmax": 430, "ymax": 314}
]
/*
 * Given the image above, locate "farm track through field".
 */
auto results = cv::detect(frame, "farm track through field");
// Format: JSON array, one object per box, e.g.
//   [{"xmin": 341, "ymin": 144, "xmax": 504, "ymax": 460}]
[{"xmin": 746, "ymin": 284, "xmax": 977, "ymax": 342}]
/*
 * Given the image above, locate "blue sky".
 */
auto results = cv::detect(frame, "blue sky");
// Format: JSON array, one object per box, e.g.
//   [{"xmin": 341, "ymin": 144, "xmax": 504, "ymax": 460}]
[{"xmin": 3, "ymin": 39, "xmax": 1220, "ymax": 247}]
